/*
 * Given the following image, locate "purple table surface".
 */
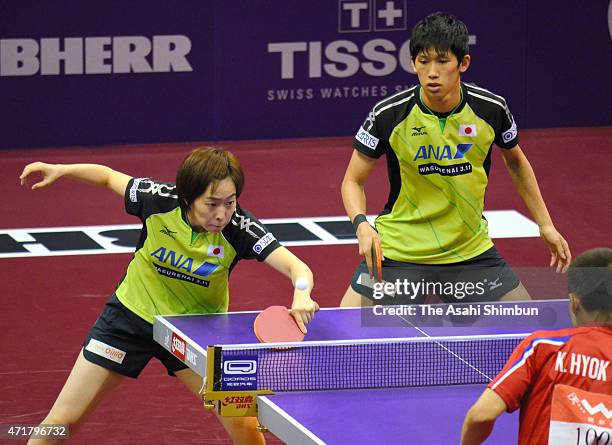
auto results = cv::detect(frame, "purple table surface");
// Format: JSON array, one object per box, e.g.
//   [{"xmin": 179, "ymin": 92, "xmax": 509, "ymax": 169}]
[
  {"xmin": 257, "ymin": 384, "xmax": 518, "ymax": 444},
  {"xmin": 163, "ymin": 300, "xmax": 570, "ymax": 348},
  {"xmin": 156, "ymin": 300, "xmax": 570, "ymax": 444}
]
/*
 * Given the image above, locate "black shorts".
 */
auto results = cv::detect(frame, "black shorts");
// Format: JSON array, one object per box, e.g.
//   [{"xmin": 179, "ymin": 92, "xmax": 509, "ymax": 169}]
[
  {"xmin": 82, "ymin": 294, "xmax": 188, "ymax": 378},
  {"xmin": 351, "ymin": 246, "xmax": 521, "ymax": 304}
]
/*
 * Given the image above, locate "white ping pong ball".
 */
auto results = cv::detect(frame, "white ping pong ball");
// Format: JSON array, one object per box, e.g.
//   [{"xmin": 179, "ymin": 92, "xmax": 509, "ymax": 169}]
[{"xmin": 295, "ymin": 277, "xmax": 309, "ymax": 291}]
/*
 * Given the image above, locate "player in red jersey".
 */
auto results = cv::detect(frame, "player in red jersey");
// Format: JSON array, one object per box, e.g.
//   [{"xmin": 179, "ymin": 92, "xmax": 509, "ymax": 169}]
[{"xmin": 461, "ymin": 248, "xmax": 612, "ymax": 444}]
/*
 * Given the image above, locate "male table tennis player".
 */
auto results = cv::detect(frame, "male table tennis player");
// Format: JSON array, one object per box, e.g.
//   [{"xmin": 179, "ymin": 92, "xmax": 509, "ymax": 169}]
[
  {"xmin": 461, "ymin": 248, "xmax": 612, "ymax": 444},
  {"xmin": 340, "ymin": 12, "xmax": 571, "ymax": 307}
]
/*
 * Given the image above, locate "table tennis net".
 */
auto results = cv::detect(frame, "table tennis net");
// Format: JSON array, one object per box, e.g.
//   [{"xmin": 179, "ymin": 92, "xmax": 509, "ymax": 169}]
[{"xmin": 212, "ymin": 335, "xmax": 523, "ymax": 392}]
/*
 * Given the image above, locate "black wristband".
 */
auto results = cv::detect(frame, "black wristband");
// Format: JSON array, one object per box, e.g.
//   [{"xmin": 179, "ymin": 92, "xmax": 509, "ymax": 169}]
[{"xmin": 352, "ymin": 214, "xmax": 369, "ymax": 232}]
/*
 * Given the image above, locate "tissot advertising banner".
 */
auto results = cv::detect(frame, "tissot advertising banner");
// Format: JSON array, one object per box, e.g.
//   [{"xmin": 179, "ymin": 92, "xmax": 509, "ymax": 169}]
[{"xmin": 1, "ymin": 1, "xmax": 610, "ymax": 148}]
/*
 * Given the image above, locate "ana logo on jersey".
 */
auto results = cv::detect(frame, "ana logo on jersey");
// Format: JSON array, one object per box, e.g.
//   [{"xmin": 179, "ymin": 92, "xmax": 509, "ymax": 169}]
[
  {"xmin": 413, "ymin": 144, "xmax": 473, "ymax": 161},
  {"xmin": 151, "ymin": 246, "xmax": 219, "ymax": 277}
]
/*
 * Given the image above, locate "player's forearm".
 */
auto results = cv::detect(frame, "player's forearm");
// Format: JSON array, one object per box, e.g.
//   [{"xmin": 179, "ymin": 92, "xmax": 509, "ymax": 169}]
[
  {"xmin": 341, "ymin": 177, "xmax": 367, "ymax": 222},
  {"xmin": 505, "ymin": 158, "xmax": 554, "ymax": 228},
  {"xmin": 460, "ymin": 419, "xmax": 495, "ymax": 445},
  {"xmin": 59, "ymin": 164, "xmax": 131, "ymax": 196},
  {"xmin": 461, "ymin": 388, "xmax": 507, "ymax": 444},
  {"xmin": 58, "ymin": 164, "xmax": 113, "ymax": 185},
  {"xmin": 265, "ymin": 247, "xmax": 314, "ymax": 291},
  {"xmin": 289, "ymin": 261, "xmax": 314, "ymax": 293}
]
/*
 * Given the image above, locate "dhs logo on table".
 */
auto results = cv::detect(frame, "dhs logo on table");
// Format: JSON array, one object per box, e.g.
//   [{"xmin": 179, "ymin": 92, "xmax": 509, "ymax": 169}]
[{"xmin": 171, "ymin": 333, "xmax": 186, "ymax": 361}]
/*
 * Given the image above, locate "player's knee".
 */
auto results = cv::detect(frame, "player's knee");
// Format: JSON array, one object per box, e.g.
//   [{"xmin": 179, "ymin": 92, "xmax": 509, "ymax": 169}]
[
  {"xmin": 340, "ymin": 287, "xmax": 372, "ymax": 307},
  {"xmin": 500, "ymin": 283, "xmax": 531, "ymax": 301}
]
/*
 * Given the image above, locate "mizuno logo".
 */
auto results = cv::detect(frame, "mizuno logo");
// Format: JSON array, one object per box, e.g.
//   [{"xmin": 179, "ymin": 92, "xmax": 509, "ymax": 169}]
[
  {"xmin": 486, "ymin": 277, "xmax": 502, "ymax": 291},
  {"xmin": 160, "ymin": 225, "xmax": 177, "ymax": 239},
  {"xmin": 411, "ymin": 126, "xmax": 427, "ymax": 136}
]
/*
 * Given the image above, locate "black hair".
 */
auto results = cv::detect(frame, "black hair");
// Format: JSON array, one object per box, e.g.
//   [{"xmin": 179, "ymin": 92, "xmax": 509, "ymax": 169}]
[
  {"xmin": 567, "ymin": 248, "xmax": 612, "ymax": 312},
  {"xmin": 409, "ymin": 12, "xmax": 469, "ymax": 63},
  {"xmin": 175, "ymin": 147, "xmax": 244, "ymax": 212}
]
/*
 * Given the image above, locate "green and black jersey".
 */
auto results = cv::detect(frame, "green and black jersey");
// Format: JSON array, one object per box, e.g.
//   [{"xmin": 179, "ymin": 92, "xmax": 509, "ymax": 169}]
[
  {"xmin": 115, "ymin": 177, "xmax": 281, "ymax": 323},
  {"xmin": 353, "ymin": 82, "xmax": 519, "ymax": 264}
]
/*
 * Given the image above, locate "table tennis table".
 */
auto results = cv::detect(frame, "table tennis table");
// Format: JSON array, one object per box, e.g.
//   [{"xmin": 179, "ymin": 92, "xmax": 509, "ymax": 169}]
[{"xmin": 153, "ymin": 300, "xmax": 571, "ymax": 444}]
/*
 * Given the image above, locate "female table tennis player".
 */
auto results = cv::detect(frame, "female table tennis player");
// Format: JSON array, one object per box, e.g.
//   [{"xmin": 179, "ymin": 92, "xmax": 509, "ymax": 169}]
[{"xmin": 19, "ymin": 147, "xmax": 319, "ymax": 445}]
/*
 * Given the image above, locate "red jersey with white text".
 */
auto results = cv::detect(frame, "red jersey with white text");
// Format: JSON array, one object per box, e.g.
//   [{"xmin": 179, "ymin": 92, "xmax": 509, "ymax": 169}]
[{"xmin": 488, "ymin": 325, "xmax": 612, "ymax": 444}]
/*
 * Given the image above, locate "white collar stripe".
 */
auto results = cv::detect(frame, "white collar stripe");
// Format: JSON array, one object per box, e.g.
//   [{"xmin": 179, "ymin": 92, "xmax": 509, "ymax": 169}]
[
  {"xmin": 375, "ymin": 94, "xmax": 414, "ymax": 116},
  {"xmin": 490, "ymin": 338, "xmax": 566, "ymax": 390},
  {"xmin": 467, "ymin": 83, "xmax": 504, "ymax": 98},
  {"xmin": 373, "ymin": 86, "xmax": 417, "ymax": 113},
  {"xmin": 467, "ymin": 91, "xmax": 506, "ymax": 110}
]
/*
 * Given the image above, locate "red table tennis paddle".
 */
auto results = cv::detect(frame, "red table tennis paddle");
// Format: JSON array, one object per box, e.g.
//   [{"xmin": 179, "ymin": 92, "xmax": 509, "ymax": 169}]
[
  {"xmin": 371, "ymin": 237, "xmax": 382, "ymax": 282},
  {"xmin": 253, "ymin": 306, "xmax": 305, "ymax": 343}
]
